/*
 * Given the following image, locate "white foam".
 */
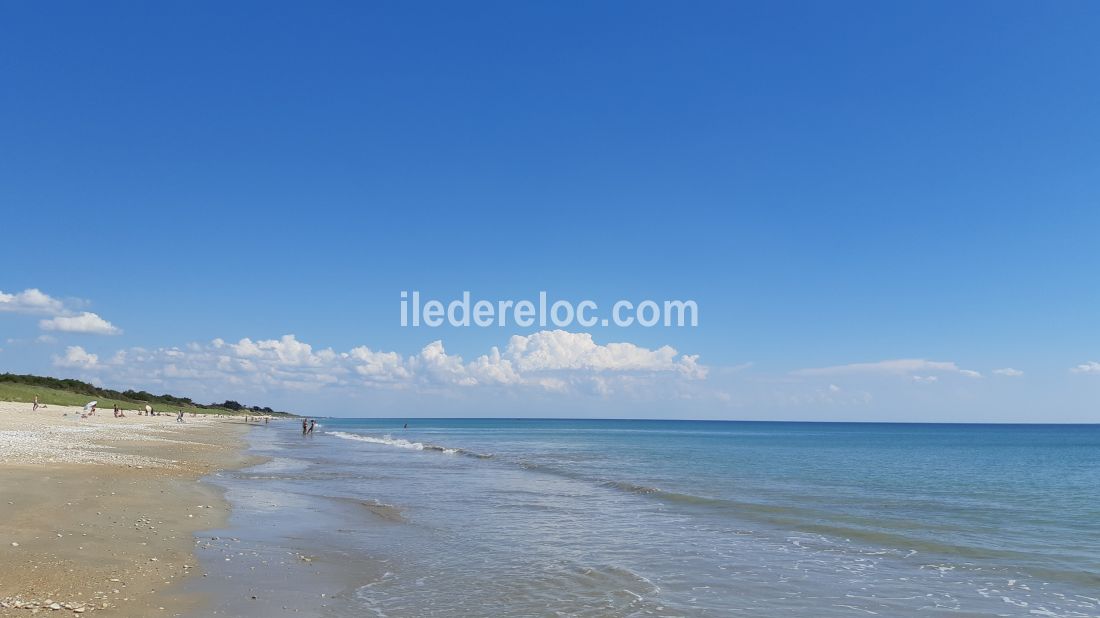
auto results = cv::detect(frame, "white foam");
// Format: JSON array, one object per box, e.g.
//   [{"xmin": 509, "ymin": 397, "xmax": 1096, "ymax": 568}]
[{"xmin": 329, "ymin": 431, "xmax": 425, "ymax": 450}]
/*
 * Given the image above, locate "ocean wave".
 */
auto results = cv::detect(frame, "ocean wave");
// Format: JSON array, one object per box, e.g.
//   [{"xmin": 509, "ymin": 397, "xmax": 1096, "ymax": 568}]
[
  {"xmin": 324, "ymin": 494, "xmax": 407, "ymax": 523},
  {"xmin": 513, "ymin": 461, "xmax": 1053, "ymax": 563},
  {"xmin": 327, "ymin": 431, "xmax": 492, "ymax": 459},
  {"xmin": 354, "ymin": 561, "xmax": 668, "ymax": 618},
  {"xmin": 330, "ymin": 431, "xmax": 1079, "ymax": 576}
]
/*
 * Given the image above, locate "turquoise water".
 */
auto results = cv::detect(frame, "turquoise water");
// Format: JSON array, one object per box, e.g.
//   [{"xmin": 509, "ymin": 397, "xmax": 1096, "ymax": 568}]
[{"xmin": 191, "ymin": 420, "xmax": 1100, "ymax": 616}]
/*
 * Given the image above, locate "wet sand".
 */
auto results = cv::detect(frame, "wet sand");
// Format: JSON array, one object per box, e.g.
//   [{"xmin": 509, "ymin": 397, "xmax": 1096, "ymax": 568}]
[{"xmin": 0, "ymin": 402, "xmax": 259, "ymax": 616}]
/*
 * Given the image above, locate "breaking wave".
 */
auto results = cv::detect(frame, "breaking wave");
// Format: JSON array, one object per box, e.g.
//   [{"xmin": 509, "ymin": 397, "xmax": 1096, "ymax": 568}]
[{"xmin": 327, "ymin": 431, "xmax": 493, "ymax": 459}]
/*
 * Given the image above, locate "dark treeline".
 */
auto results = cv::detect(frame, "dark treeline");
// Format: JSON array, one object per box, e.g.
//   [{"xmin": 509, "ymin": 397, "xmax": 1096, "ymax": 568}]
[{"xmin": 1, "ymin": 373, "xmax": 284, "ymax": 415}]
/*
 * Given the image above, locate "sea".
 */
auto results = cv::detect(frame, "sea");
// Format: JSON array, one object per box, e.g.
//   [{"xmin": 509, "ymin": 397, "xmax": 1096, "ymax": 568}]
[{"xmin": 184, "ymin": 419, "xmax": 1100, "ymax": 617}]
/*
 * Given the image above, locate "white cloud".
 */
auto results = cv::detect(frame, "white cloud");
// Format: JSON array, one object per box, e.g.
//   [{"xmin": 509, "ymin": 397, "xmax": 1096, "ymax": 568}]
[
  {"xmin": 502, "ymin": 330, "xmax": 707, "ymax": 378},
  {"xmin": 409, "ymin": 340, "xmax": 481, "ymax": 387},
  {"xmin": 228, "ymin": 334, "xmax": 332, "ymax": 366},
  {"xmin": 347, "ymin": 345, "xmax": 411, "ymax": 383},
  {"xmin": 0, "ymin": 288, "xmax": 65, "ymax": 314},
  {"xmin": 39, "ymin": 312, "xmax": 122, "ymax": 335},
  {"xmin": 992, "ymin": 368, "xmax": 1024, "ymax": 377},
  {"xmin": 1070, "ymin": 361, "xmax": 1100, "ymax": 375},
  {"xmin": 54, "ymin": 345, "xmax": 100, "ymax": 369},
  {"xmin": 54, "ymin": 330, "xmax": 707, "ymax": 400},
  {"xmin": 793, "ymin": 358, "xmax": 979, "ymax": 379},
  {"xmin": 1, "ymin": 288, "xmax": 121, "ymax": 336},
  {"xmin": 912, "ymin": 375, "xmax": 939, "ymax": 384}
]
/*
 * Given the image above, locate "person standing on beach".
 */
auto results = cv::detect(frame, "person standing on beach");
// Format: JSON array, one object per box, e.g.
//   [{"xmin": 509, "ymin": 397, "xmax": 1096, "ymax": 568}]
[
  {"xmin": 308, "ymin": 420, "xmax": 315, "ymax": 434},
  {"xmin": 302, "ymin": 418, "xmax": 308, "ymax": 434},
  {"xmin": 177, "ymin": 409, "xmax": 184, "ymax": 423},
  {"xmin": 32, "ymin": 395, "xmax": 39, "ymax": 412}
]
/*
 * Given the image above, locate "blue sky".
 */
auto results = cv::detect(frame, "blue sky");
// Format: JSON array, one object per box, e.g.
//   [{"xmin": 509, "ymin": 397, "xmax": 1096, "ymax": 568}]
[{"xmin": 2, "ymin": 1, "xmax": 1099, "ymax": 420}]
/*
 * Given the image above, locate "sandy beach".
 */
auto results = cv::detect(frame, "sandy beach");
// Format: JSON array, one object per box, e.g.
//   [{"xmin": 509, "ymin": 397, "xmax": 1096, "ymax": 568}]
[{"xmin": 0, "ymin": 402, "xmax": 255, "ymax": 616}]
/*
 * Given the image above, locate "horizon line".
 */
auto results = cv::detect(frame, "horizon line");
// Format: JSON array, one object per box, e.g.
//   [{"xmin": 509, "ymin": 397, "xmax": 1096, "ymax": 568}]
[{"xmin": 307, "ymin": 416, "xmax": 1100, "ymax": 426}]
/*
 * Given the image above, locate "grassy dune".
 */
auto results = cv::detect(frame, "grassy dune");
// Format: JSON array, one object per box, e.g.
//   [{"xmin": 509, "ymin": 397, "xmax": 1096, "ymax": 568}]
[{"xmin": 0, "ymin": 381, "xmax": 267, "ymax": 416}]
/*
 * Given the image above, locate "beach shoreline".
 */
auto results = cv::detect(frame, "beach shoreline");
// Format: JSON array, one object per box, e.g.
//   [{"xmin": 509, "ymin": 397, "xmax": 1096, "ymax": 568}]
[{"xmin": 0, "ymin": 401, "xmax": 258, "ymax": 616}]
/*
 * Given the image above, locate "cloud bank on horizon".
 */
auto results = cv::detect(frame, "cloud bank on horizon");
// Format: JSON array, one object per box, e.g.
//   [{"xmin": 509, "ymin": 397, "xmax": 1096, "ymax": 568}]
[
  {"xmin": 54, "ymin": 329, "xmax": 706, "ymax": 399},
  {"xmin": 3, "ymin": 287, "xmax": 1100, "ymax": 420}
]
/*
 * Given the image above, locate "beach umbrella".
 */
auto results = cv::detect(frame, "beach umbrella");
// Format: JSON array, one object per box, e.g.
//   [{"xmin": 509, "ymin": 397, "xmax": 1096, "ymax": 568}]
[
  {"xmin": 145, "ymin": 404, "xmax": 153, "ymax": 414},
  {"xmin": 83, "ymin": 401, "xmax": 97, "ymax": 412}
]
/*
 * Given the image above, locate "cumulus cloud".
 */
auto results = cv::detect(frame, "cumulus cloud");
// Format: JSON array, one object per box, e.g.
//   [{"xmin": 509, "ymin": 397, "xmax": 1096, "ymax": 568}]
[
  {"xmin": 793, "ymin": 359, "xmax": 980, "ymax": 379},
  {"xmin": 54, "ymin": 330, "xmax": 707, "ymax": 399},
  {"xmin": 499, "ymin": 331, "xmax": 706, "ymax": 378},
  {"xmin": 506, "ymin": 330, "xmax": 691, "ymax": 373},
  {"xmin": 1, "ymin": 288, "xmax": 121, "ymax": 336},
  {"xmin": 228, "ymin": 334, "xmax": 333, "ymax": 366},
  {"xmin": 1070, "ymin": 361, "xmax": 1100, "ymax": 375},
  {"xmin": 54, "ymin": 345, "xmax": 100, "ymax": 369},
  {"xmin": 347, "ymin": 345, "xmax": 411, "ymax": 383},
  {"xmin": 40, "ymin": 312, "xmax": 122, "ymax": 335},
  {"xmin": 0, "ymin": 288, "xmax": 65, "ymax": 314},
  {"xmin": 992, "ymin": 368, "xmax": 1024, "ymax": 377},
  {"xmin": 396, "ymin": 331, "xmax": 708, "ymax": 391}
]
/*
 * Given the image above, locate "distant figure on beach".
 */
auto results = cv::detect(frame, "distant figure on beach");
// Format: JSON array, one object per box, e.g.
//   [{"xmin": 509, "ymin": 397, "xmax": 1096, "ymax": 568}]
[
  {"xmin": 308, "ymin": 420, "xmax": 315, "ymax": 434},
  {"xmin": 177, "ymin": 409, "xmax": 184, "ymax": 423},
  {"xmin": 302, "ymin": 418, "xmax": 308, "ymax": 434},
  {"xmin": 33, "ymin": 395, "xmax": 39, "ymax": 412},
  {"xmin": 118, "ymin": 406, "xmax": 125, "ymax": 418},
  {"xmin": 113, "ymin": 404, "xmax": 120, "ymax": 418},
  {"xmin": 264, "ymin": 417, "xmax": 269, "ymax": 424},
  {"xmin": 403, "ymin": 423, "xmax": 408, "ymax": 429}
]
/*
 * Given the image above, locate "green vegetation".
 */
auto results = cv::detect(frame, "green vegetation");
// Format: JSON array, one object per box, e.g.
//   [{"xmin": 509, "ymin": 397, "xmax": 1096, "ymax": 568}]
[{"xmin": 0, "ymin": 373, "xmax": 296, "ymax": 417}]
